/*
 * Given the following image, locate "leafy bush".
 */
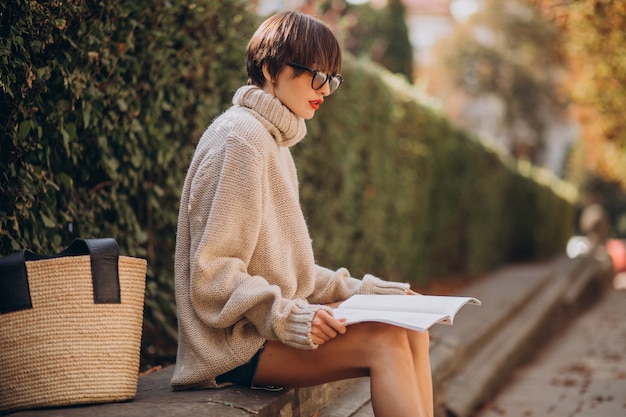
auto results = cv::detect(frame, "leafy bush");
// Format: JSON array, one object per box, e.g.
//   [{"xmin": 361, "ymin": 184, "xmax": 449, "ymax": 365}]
[{"xmin": 1, "ymin": 0, "xmax": 256, "ymax": 365}]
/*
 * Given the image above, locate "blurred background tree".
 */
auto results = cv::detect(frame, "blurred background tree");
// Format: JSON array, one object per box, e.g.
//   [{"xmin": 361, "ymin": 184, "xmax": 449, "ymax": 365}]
[
  {"xmin": 532, "ymin": 0, "xmax": 626, "ymax": 191},
  {"xmin": 423, "ymin": 0, "xmax": 572, "ymax": 174},
  {"xmin": 313, "ymin": 0, "xmax": 414, "ymax": 82},
  {"xmin": 530, "ymin": 0, "xmax": 626, "ymax": 236}
]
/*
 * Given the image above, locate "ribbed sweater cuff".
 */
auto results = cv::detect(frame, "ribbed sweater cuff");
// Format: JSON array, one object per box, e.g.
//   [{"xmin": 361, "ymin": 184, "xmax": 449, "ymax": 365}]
[
  {"xmin": 358, "ymin": 274, "xmax": 410, "ymax": 295},
  {"xmin": 281, "ymin": 300, "xmax": 332, "ymax": 350}
]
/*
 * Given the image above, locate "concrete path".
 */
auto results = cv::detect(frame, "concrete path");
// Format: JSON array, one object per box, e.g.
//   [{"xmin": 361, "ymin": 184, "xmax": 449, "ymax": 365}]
[
  {"xmin": 318, "ymin": 250, "xmax": 615, "ymax": 417},
  {"xmin": 474, "ymin": 278, "xmax": 626, "ymax": 417}
]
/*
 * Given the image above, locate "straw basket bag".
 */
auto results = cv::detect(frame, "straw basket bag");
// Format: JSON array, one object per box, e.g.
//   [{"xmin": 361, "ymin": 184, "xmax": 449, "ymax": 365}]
[{"xmin": 0, "ymin": 238, "xmax": 147, "ymax": 413}]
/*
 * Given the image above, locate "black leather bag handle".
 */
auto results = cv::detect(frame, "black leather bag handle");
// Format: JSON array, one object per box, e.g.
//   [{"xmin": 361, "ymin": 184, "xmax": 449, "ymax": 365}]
[{"xmin": 0, "ymin": 238, "xmax": 121, "ymax": 315}]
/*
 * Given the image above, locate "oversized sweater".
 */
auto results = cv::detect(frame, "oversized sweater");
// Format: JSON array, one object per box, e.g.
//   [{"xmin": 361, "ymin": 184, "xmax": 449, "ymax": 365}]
[{"xmin": 171, "ymin": 85, "xmax": 410, "ymax": 390}]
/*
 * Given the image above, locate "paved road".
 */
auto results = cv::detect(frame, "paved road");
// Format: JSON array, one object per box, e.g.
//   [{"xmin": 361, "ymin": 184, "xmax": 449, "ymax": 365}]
[{"xmin": 474, "ymin": 275, "xmax": 626, "ymax": 417}]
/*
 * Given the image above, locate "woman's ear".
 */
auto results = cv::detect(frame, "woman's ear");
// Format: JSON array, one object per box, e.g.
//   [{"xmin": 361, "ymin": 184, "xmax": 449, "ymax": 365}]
[{"xmin": 262, "ymin": 64, "xmax": 274, "ymax": 85}]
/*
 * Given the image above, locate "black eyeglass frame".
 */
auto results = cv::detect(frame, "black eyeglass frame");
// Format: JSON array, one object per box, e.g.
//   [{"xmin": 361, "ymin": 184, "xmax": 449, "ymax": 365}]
[{"xmin": 286, "ymin": 62, "xmax": 343, "ymax": 95}]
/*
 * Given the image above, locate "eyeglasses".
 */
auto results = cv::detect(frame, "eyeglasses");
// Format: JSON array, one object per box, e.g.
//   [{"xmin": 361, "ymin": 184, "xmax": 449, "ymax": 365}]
[{"xmin": 287, "ymin": 62, "xmax": 343, "ymax": 95}]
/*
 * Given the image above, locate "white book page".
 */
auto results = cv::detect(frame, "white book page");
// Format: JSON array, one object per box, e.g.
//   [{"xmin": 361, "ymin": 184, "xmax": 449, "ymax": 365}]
[
  {"xmin": 333, "ymin": 309, "xmax": 447, "ymax": 332},
  {"xmin": 336, "ymin": 295, "xmax": 481, "ymax": 321}
]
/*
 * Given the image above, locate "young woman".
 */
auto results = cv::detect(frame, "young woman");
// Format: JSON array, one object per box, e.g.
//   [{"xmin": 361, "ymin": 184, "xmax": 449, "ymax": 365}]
[{"xmin": 171, "ymin": 11, "xmax": 434, "ymax": 417}]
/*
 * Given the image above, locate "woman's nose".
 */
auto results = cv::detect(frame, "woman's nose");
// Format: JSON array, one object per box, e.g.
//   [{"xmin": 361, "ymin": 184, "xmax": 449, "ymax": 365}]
[{"xmin": 318, "ymin": 81, "xmax": 330, "ymax": 96}]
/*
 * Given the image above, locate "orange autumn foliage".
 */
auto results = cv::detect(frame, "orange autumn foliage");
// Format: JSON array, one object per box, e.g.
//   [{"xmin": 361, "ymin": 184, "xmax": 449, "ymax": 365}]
[{"xmin": 532, "ymin": 0, "xmax": 626, "ymax": 187}]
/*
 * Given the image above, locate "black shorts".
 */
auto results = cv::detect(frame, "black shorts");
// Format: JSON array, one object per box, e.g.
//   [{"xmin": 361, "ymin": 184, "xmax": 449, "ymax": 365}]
[
  {"xmin": 215, "ymin": 346, "xmax": 283, "ymax": 391},
  {"xmin": 216, "ymin": 347, "xmax": 264, "ymax": 387}
]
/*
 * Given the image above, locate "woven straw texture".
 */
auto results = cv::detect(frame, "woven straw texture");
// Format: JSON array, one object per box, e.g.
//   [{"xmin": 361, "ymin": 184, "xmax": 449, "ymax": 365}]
[{"xmin": 0, "ymin": 255, "xmax": 147, "ymax": 413}]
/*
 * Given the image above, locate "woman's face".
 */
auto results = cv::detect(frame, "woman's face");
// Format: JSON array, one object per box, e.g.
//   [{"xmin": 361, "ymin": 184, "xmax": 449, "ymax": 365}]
[{"xmin": 263, "ymin": 66, "xmax": 330, "ymax": 120}]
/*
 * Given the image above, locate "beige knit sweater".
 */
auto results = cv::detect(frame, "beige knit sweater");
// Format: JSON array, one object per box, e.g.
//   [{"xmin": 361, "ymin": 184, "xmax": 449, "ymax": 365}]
[{"xmin": 171, "ymin": 86, "xmax": 410, "ymax": 389}]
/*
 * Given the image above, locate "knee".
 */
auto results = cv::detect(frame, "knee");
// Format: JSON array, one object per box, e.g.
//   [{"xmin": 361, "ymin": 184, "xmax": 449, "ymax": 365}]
[{"xmin": 363, "ymin": 323, "xmax": 412, "ymax": 354}]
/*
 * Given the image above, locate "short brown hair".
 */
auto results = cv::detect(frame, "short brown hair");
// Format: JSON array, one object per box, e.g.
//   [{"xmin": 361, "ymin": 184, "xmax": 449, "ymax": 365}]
[{"xmin": 246, "ymin": 11, "xmax": 342, "ymax": 88}]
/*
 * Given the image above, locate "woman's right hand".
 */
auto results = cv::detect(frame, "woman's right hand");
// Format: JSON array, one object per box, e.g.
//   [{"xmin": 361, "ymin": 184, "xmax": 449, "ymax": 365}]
[{"xmin": 311, "ymin": 309, "xmax": 346, "ymax": 345}]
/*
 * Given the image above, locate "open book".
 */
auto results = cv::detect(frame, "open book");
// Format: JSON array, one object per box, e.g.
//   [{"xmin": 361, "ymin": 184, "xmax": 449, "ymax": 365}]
[{"xmin": 333, "ymin": 294, "xmax": 481, "ymax": 332}]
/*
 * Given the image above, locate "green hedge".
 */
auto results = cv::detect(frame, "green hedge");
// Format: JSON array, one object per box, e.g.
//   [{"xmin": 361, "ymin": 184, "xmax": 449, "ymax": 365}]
[
  {"xmin": 1, "ymin": 1, "xmax": 575, "ymax": 366},
  {"xmin": 300, "ymin": 58, "xmax": 576, "ymax": 282},
  {"xmin": 1, "ymin": 0, "xmax": 256, "ymax": 365}
]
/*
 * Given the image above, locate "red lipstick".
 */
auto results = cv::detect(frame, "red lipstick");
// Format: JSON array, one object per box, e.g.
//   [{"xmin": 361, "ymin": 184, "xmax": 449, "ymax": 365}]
[{"xmin": 309, "ymin": 100, "xmax": 322, "ymax": 110}]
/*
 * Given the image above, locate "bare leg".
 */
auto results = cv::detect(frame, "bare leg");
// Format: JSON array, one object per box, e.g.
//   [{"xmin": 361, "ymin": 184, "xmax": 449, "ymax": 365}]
[
  {"xmin": 253, "ymin": 322, "xmax": 432, "ymax": 417},
  {"xmin": 408, "ymin": 330, "xmax": 434, "ymax": 417}
]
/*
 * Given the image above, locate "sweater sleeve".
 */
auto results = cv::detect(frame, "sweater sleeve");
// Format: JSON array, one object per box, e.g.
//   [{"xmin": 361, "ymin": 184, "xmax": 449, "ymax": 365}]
[
  {"xmin": 187, "ymin": 137, "xmax": 325, "ymax": 350},
  {"xmin": 308, "ymin": 265, "xmax": 410, "ymax": 305}
]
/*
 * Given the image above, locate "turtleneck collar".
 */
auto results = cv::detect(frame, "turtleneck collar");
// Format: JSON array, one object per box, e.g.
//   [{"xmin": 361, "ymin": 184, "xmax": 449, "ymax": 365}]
[{"xmin": 232, "ymin": 85, "xmax": 307, "ymax": 147}]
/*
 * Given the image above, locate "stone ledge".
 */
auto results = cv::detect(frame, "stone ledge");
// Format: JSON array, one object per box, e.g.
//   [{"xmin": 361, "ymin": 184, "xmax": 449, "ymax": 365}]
[{"xmin": 3, "ymin": 366, "xmax": 358, "ymax": 417}]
